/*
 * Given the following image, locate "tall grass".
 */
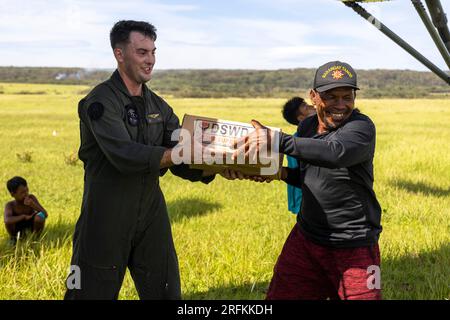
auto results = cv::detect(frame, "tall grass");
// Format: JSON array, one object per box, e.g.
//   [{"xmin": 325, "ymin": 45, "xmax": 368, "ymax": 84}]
[{"xmin": 0, "ymin": 83, "xmax": 449, "ymax": 299}]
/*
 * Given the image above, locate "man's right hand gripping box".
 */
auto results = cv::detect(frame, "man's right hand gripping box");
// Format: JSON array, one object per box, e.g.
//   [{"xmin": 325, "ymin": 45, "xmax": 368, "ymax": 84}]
[{"xmin": 180, "ymin": 114, "xmax": 283, "ymax": 179}]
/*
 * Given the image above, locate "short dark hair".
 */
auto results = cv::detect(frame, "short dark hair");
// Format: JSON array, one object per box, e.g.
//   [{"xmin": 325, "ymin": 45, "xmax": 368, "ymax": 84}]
[
  {"xmin": 110, "ymin": 20, "xmax": 157, "ymax": 49},
  {"xmin": 282, "ymin": 97, "xmax": 305, "ymax": 126},
  {"xmin": 7, "ymin": 176, "xmax": 27, "ymax": 193}
]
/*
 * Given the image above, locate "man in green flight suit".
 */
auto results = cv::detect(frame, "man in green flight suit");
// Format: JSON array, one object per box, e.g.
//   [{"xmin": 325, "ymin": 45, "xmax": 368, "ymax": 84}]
[{"xmin": 64, "ymin": 20, "xmax": 215, "ymax": 300}]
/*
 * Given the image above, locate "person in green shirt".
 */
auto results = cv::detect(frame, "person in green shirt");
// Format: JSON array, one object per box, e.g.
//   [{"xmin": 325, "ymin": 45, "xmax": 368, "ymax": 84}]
[{"xmin": 64, "ymin": 20, "xmax": 215, "ymax": 300}]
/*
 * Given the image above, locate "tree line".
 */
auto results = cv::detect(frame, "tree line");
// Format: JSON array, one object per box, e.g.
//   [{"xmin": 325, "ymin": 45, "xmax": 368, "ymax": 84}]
[{"xmin": 0, "ymin": 66, "xmax": 448, "ymax": 98}]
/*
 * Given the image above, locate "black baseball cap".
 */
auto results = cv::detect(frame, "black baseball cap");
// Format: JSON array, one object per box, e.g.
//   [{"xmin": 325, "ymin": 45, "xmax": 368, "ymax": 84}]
[{"xmin": 313, "ymin": 61, "xmax": 359, "ymax": 92}]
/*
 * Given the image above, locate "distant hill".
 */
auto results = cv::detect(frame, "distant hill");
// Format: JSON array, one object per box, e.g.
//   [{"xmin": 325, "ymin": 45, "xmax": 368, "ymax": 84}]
[{"xmin": 0, "ymin": 66, "xmax": 448, "ymax": 98}]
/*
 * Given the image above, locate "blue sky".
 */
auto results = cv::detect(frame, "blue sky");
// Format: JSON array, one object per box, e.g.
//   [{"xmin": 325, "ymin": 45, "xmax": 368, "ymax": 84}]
[{"xmin": 0, "ymin": 0, "xmax": 449, "ymax": 71}]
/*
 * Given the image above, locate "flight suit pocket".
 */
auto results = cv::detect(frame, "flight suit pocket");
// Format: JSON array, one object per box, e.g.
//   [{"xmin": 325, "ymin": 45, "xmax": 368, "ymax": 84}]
[
  {"xmin": 72, "ymin": 259, "xmax": 122, "ymax": 298},
  {"xmin": 81, "ymin": 181, "xmax": 128, "ymax": 267},
  {"xmin": 146, "ymin": 114, "xmax": 164, "ymax": 145},
  {"xmin": 86, "ymin": 263, "xmax": 119, "ymax": 282}
]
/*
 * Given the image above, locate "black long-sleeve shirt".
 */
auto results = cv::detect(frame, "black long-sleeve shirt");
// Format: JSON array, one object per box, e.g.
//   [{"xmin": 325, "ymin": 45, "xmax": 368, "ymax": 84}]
[{"xmin": 279, "ymin": 110, "xmax": 382, "ymax": 248}]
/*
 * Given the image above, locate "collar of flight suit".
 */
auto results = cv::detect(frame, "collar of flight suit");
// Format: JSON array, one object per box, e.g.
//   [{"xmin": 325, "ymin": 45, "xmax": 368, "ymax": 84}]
[{"xmin": 110, "ymin": 69, "xmax": 151, "ymax": 101}]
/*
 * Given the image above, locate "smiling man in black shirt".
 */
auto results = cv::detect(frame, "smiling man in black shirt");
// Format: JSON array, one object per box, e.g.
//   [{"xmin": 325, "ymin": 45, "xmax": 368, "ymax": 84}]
[{"xmin": 228, "ymin": 61, "xmax": 382, "ymax": 300}]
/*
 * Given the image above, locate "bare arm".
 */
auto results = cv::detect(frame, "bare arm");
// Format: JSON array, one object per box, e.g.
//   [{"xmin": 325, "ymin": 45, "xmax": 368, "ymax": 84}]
[
  {"xmin": 159, "ymin": 149, "xmax": 174, "ymax": 169},
  {"xmin": 4, "ymin": 203, "xmax": 32, "ymax": 225},
  {"xmin": 27, "ymin": 195, "xmax": 48, "ymax": 217},
  {"xmin": 166, "ymin": 148, "xmax": 216, "ymax": 182}
]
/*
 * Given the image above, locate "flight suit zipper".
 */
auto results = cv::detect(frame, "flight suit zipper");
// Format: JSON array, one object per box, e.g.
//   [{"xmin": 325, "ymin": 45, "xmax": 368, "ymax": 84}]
[{"xmin": 137, "ymin": 99, "xmax": 148, "ymax": 145}]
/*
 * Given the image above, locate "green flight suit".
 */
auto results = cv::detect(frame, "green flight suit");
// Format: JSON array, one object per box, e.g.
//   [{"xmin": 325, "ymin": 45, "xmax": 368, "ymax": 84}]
[{"xmin": 64, "ymin": 70, "xmax": 213, "ymax": 300}]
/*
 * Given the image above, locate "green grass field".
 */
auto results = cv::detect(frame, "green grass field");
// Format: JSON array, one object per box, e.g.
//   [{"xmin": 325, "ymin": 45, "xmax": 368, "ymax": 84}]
[{"xmin": 0, "ymin": 82, "xmax": 449, "ymax": 300}]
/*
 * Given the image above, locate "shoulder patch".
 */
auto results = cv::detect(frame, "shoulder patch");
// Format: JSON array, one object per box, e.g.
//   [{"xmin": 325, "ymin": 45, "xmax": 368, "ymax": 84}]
[
  {"xmin": 78, "ymin": 98, "xmax": 86, "ymax": 109},
  {"xmin": 87, "ymin": 102, "xmax": 104, "ymax": 121}
]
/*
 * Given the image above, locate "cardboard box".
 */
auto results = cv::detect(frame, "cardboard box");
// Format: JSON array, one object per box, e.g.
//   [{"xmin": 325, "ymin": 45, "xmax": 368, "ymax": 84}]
[{"xmin": 180, "ymin": 114, "xmax": 283, "ymax": 179}]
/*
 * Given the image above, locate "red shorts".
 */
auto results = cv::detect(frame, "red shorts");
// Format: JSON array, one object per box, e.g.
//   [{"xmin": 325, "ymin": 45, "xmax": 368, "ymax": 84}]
[{"xmin": 266, "ymin": 225, "xmax": 382, "ymax": 300}]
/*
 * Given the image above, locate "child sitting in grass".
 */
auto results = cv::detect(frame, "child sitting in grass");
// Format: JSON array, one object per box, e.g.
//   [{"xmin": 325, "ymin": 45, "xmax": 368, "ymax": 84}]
[{"xmin": 4, "ymin": 176, "xmax": 48, "ymax": 244}]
